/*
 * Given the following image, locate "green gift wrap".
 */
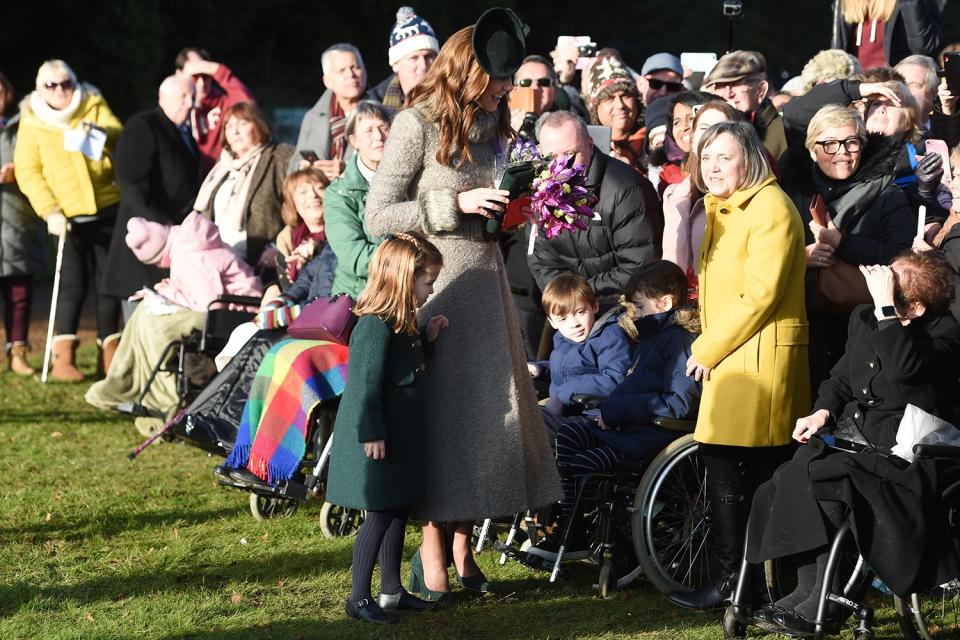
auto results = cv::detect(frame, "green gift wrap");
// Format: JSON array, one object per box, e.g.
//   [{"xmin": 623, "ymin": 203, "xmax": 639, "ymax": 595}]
[{"xmin": 483, "ymin": 160, "xmax": 538, "ymax": 241}]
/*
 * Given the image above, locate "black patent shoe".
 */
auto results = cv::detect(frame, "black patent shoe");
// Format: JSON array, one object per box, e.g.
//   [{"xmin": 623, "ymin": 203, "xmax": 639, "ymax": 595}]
[
  {"xmin": 770, "ymin": 609, "xmax": 817, "ymax": 638},
  {"xmin": 666, "ymin": 574, "xmax": 736, "ymax": 611},
  {"xmin": 345, "ymin": 597, "xmax": 397, "ymax": 625},
  {"xmin": 378, "ymin": 589, "xmax": 437, "ymax": 612}
]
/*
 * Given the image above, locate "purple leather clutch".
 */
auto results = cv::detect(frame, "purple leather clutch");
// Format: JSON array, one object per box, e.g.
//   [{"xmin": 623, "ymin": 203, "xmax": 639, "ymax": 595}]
[{"xmin": 287, "ymin": 294, "xmax": 356, "ymax": 345}]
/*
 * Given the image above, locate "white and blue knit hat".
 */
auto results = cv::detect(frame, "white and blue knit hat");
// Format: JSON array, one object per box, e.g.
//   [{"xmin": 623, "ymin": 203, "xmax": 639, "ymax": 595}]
[{"xmin": 388, "ymin": 7, "xmax": 439, "ymax": 66}]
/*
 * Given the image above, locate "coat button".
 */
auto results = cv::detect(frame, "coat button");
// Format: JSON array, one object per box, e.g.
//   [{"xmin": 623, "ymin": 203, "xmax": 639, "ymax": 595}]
[
  {"xmin": 861, "ymin": 387, "xmax": 868, "ymax": 395},
  {"xmin": 854, "ymin": 411, "xmax": 861, "ymax": 419},
  {"xmin": 868, "ymin": 361, "xmax": 875, "ymax": 368},
  {"xmin": 720, "ymin": 208, "xmax": 729, "ymax": 215}
]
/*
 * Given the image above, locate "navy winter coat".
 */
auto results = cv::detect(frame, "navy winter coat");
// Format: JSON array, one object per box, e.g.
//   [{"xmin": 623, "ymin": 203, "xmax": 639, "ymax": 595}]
[
  {"xmin": 598, "ymin": 310, "xmax": 701, "ymax": 456},
  {"xmin": 284, "ymin": 243, "xmax": 337, "ymax": 304},
  {"xmin": 540, "ymin": 307, "xmax": 632, "ymax": 405}
]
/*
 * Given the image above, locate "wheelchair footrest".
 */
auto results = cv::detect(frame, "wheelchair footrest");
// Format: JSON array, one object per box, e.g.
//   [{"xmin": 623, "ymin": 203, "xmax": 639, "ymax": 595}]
[{"xmin": 489, "ymin": 539, "xmax": 568, "ymax": 577}]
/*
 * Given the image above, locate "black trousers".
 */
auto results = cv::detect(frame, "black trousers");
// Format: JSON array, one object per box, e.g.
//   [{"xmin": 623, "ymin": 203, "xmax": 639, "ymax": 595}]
[{"xmin": 54, "ymin": 208, "xmax": 121, "ymax": 340}]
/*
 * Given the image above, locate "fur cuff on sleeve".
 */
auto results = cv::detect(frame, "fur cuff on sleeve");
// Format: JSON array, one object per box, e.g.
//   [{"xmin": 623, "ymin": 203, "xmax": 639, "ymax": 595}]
[{"xmin": 418, "ymin": 188, "xmax": 460, "ymax": 235}]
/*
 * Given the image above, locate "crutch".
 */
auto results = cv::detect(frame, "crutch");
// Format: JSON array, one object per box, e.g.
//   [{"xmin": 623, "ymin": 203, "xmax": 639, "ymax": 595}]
[{"xmin": 41, "ymin": 230, "xmax": 67, "ymax": 383}]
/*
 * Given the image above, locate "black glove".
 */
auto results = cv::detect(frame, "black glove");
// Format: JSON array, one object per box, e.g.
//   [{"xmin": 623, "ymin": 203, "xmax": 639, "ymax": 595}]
[{"xmin": 915, "ymin": 152, "xmax": 944, "ymax": 199}]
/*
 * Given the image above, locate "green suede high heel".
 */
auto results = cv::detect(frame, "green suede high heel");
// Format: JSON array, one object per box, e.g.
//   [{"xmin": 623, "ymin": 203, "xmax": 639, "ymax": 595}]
[
  {"xmin": 407, "ymin": 548, "xmax": 456, "ymax": 605},
  {"xmin": 456, "ymin": 567, "xmax": 492, "ymax": 593}
]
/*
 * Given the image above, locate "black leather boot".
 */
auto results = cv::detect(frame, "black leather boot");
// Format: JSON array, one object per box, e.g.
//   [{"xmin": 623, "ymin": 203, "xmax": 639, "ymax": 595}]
[{"xmin": 667, "ymin": 480, "xmax": 745, "ymax": 611}]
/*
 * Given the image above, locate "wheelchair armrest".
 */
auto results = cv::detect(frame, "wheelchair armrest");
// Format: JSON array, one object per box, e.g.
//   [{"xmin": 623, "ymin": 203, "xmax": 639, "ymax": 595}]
[
  {"xmin": 208, "ymin": 295, "xmax": 261, "ymax": 310},
  {"xmin": 913, "ymin": 444, "xmax": 960, "ymax": 459},
  {"xmin": 652, "ymin": 416, "xmax": 697, "ymax": 433},
  {"xmin": 570, "ymin": 394, "xmax": 605, "ymax": 410}
]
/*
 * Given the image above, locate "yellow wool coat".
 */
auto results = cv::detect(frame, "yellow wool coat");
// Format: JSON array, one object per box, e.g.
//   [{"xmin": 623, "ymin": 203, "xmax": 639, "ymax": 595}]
[
  {"xmin": 692, "ymin": 175, "xmax": 811, "ymax": 447},
  {"xmin": 14, "ymin": 89, "xmax": 122, "ymax": 218}
]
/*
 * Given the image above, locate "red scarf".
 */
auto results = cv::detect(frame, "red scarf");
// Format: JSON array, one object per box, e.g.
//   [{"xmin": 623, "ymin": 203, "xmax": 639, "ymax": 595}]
[
  {"xmin": 288, "ymin": 223, "xmax": 326, "ymax": 282},
  {"xmin": 328, "ymin": 94, "xmax": 347, "ymax": 162}
]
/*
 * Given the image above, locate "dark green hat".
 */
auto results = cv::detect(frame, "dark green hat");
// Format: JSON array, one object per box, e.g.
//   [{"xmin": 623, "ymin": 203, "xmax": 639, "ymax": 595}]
[{"xmin": 472, "ymin": 8, "xmax": 529, "ymax": 79}]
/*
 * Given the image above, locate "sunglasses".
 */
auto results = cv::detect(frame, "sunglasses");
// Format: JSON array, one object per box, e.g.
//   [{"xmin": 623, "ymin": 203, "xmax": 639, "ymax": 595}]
[
  {"xmin": 646, "ymin": 77, "xmax": 683, "ymax": 92},
  {"xmin": 44, "ymin": 80, "xmax": 74, "ymax": 91},
  {"xmin": 516, "ymin": 78, "xmax": 553, "ymax": 88}
]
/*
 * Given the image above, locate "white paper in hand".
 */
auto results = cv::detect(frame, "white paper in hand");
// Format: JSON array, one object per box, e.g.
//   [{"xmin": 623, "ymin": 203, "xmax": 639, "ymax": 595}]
[
  {"xmin": 63, "ymin": 127, "xmax": 107, "ymax": 161},
  {"xmin": 892, "ymin": 403, "xmax": 960, "ymax": 462}
]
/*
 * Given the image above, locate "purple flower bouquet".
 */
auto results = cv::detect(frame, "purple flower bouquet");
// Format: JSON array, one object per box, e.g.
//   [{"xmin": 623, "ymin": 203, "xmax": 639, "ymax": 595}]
[{"xmin": 526, "ymin": 152, "xmax": 599, "ymax": 253}]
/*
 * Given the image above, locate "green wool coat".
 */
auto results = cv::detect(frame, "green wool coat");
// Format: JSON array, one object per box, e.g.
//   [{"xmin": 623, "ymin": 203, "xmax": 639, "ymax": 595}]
[
  {"xmin": 324, "ymin": 314, "xmax": 429, "ymax": 511},
  {"xmin": 324, "ymin": 155, "xmax": 382, "ymax": 299}
]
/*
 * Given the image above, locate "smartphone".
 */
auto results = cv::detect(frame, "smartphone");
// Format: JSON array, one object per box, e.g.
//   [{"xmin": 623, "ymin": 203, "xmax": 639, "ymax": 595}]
[
  {"xmin": 508, "ymin": 86, "xmax": 536, "ymax": 113},
  {"xmin": 925, "ymin": 138, "xmax": 953, "ymax": 184},
  {"xmin": 944, "ymin": 52, "xmax": 960, "ymax": 95},
  {"xmin": 681, "ymin": 52, "xmax": 718, "ymax": 76},
  {"xmin": 299, "ymin": 149, "xmax": 320, "ymax": 163},
  {"xmin": 557, "ymin": 36, "xmax": 595, "ymax": 71}
]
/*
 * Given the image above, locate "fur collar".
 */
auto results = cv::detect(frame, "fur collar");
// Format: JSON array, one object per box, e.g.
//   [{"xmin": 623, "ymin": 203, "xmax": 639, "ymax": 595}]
[{"xmin": 783, "ymin": 133, "xmax": 903, "ymax": 197}]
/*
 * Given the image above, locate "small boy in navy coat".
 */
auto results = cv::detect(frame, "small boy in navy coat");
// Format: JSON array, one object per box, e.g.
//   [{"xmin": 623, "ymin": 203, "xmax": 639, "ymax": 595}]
[
  {"xmin": 528, "ymin": 274, "xmax": 632, "ymax": 436},
  {"xmin": 529, "ymin": 261, "xmax": 702, "ymax": 562}
]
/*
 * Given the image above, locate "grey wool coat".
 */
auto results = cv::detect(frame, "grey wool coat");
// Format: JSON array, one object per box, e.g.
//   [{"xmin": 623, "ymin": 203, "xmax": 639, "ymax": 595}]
[
  {"xmin": 364, "ymin": 104, "xmax": 562, "ymax": 521},
  {"xmin": 0, "ymin": 114, "xmax": 47, "ymax": 278}
]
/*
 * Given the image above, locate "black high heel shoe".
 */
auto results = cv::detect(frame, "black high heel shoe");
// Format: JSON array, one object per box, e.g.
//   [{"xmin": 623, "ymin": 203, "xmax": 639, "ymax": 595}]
[{"xmin": 407, "ymin": 548, "xmax": 456, "ymax": 605}]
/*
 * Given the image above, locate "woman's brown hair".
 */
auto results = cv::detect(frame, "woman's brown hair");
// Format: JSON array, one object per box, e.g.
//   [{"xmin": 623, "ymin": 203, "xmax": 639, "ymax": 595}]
[
  {"xmin": 892, "ymin": 250, "xmax": 956, "ymax": 315},
  {"xmin": 683, "ymin": 101, "xmax": 743, "ymax": 199},
  {"xmin": 219, "ymin": 102, "xmax": 271, "ymax": 154},
  {"xmin": 405, "ymin": 26, "xmax": 512, "ymax": 168},
  {"xmin": 353, "ymin": 231, "xmax": 443, "ymax": 335},
  {"xmin": 280, "ymin": 168, "xmax": 330, "ymax": 227},
  {"xmin": 619, "ymin": 260, "xmax": 700, "ymax": 338}
]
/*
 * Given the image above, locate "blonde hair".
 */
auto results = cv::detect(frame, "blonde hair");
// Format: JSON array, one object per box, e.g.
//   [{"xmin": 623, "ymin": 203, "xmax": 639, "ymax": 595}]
[
  {"xmin": 36, "ymin": 60, "xmax": 77, "ymax": 90},
  {"xmin": 801, "ymin": 50, "xmax": 861, "ymax": 93},
  {"xmin": 840, "ymin": 0, "xmax": 895, "ymax": 23},
  {"xmin": 541, "ymin": 273, "xmax": 596, "ymax": 317},
  {"xmin": 353, "ymin": 231, "xmax": 443, "ymax": 335},
  {"xmin": 805, "ymin": 104, "xmax": 867, "ymax": 152},
  {"xmin": 280, "ymin": 169, "xmax": 330, "ymax": 227}
]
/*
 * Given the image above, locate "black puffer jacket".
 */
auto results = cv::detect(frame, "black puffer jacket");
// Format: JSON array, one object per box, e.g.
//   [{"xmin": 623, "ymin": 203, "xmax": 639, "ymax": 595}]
[{"xmin": 527, "ymin": 147, "xmax": 659, "ymax": 300}]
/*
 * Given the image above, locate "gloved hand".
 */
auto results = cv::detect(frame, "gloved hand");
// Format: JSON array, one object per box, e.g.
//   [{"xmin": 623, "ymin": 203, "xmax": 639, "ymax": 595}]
[
  {"xmin": 46, "ymin": 211, "xmax": 68, "ymax": 237},
  {"xmin": 915, "ymin": 152, "xmax": 944, "ymax": 199}
]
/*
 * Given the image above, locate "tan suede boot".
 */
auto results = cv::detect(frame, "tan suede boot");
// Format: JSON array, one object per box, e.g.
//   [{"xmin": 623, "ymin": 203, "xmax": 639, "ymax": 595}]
[
  {"xmin": 51, "ymin": 335, "xmax": 84, "ymax": 382},
  {"xmin": 7, "ymin": 342, "xmax": 36, "ymax": 376},
  {"xmin": 96, "ymin": 332, "xmax": 122, "ymax": 378}
]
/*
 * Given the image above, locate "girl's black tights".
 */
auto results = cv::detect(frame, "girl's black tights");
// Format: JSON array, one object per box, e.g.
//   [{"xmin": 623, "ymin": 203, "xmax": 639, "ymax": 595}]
[{"xmin": 350, "ymin": 508, "xmax": 409, "ymax": 603}]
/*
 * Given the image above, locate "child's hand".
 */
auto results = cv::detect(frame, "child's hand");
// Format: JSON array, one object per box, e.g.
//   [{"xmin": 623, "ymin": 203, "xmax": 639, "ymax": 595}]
[
  {"xmin": 426, "ymin": 315, "xmax": 449, "ymax": 342},
  {"xmin": 364, "ymin": 440, "xmax": 386, "ymax": 460},
  {"xmin": 527, "ymin": 362, "xmax": 540, "ymax": 377}
]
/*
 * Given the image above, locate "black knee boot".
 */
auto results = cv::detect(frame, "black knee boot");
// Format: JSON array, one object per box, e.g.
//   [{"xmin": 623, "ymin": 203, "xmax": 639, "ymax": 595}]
[{"xmin": 667, "ymin": 479, "xmax": 745, "ymax": 611}]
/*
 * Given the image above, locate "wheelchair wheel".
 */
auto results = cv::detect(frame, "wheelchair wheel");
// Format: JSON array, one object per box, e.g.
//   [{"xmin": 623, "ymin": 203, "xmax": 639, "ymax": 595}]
[
  {"xmin": 319, "ymin": 501, "xmax": 365, "ymax": 538},
  {"xmin": 631, "ymin": 435, "xmax": 714, "ymax": 595},
  {"xmin": 896, "ymin": 582, "xmax": 960, "ymax": 639},
  {"xmin": 249, "ymin": 493, "xmax": 299, "ymax": 521}
]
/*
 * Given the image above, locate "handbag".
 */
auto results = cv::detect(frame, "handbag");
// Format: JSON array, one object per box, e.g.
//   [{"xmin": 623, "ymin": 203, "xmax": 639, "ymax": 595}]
[
  {"xmin": 287, "ymin": 294, "xmax": 356, "ymax": 345},
  {"xmin": 809, "ymin": 194, "xmax": 871, "ymax": 315}
]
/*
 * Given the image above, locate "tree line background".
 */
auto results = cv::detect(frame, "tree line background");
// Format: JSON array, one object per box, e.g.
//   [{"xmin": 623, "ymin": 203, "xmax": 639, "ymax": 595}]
[{"xmin": 4, "ymin": 0, "xmax": 960, "ymax": 123}]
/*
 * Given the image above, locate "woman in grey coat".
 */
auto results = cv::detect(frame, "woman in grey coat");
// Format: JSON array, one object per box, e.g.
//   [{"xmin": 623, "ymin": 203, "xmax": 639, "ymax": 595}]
[
  {"xmin": 364, "ymin": 14, "xmax": 561, "ymax": 599},
  {"xmin": 0, "ymin": 72, "xmax": 47, "ymax": 375}
]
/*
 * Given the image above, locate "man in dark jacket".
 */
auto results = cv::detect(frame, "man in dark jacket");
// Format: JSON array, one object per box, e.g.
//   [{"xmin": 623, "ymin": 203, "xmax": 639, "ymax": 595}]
[
  {"xmin": 102, "ymin": 75, "xmax": 200, "ymax": 321},
  {"xmin": 527, "ymin": 111, "xmax": 660, "ymax": 303}
]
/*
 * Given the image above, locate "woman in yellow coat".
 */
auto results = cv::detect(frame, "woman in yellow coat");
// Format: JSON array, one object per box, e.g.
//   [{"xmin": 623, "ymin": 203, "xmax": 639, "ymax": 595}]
[
  {"xmin": 667, "ymin": 121, "xmax": 810, "ymax": 611},
  {"xmin": 15, "ymin": 60, "xmax": 123, "ymax": 381}
]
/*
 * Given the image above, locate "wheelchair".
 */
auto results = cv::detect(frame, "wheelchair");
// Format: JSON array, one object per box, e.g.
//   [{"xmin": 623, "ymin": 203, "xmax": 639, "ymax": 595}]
[
  {"xmin": 475, "ymin": 396, "xmax": 715, "ymax": 599},
  {"xmin": 723, "ymin": 442, "xmax": 960, "ymax": 640}
]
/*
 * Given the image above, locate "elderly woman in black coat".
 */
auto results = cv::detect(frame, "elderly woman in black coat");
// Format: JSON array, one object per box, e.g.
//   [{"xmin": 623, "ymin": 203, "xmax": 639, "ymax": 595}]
[
  {"xmin": 781, "ymin": 104, "xmax": 916, "ymax": 389},
  {"xmin": 745, "ymin": 250, "xmax": 960, "ymax": 636}
]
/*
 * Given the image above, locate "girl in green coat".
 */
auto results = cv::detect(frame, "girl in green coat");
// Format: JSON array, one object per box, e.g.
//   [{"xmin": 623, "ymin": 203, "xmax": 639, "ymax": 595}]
[{"xmin": 326, "ymin": 231, "xmax": 448, "ymax": 625}]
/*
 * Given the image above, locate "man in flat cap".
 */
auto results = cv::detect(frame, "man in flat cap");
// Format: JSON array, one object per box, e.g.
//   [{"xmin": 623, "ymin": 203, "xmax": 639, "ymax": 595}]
[{"xmin": 703, "ymin": 50, "xmax": 788, "ymax": 161}]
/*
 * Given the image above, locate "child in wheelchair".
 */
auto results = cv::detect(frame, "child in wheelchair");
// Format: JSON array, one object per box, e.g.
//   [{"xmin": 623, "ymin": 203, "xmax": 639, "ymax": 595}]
[
  {"xmin": 528, "ymin": 261, "xmax": 702, "ymax": 562},
  {"xmin": 528, "ymin": 273, "xmax": 633, "ymax": 437}
]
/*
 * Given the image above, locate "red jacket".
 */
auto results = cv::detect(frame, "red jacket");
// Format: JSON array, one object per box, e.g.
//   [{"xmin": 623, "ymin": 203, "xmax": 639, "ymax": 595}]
[{"xmin": 190, "ymin": 65, "xmax": 254, "ymax": 176}]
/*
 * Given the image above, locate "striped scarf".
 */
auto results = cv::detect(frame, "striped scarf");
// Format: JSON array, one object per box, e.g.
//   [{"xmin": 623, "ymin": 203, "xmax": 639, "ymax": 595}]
[
  {"xmin": 328, "ymin": 93, "xmax": 346, "ymax": 161},
  {"xmin": 380, "ymin": 75, "xmax": 406, "ymax": 114}
]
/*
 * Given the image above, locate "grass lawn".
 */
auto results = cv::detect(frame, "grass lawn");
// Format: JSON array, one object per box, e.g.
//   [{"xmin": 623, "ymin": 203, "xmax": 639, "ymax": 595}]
[{"xmin": 0, "ymin": 347, "xmax": 911, "ymax": 639}]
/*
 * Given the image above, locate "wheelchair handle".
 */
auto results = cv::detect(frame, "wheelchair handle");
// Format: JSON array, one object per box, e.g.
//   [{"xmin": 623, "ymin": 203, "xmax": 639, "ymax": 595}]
[
  {"xmin": 652, "ymin": 417, "xmax": 697, "ymax": 433},
  {"xmin": 570, "ymin": 394, "xmax": 604, "ymax": 410},
  {"xmin": 208, "ymin": 294, "xmax": 261, "ymax": 309},
  {"xmin": 913, "ymin": 444, "xmax": 960, "ymax": 459}
]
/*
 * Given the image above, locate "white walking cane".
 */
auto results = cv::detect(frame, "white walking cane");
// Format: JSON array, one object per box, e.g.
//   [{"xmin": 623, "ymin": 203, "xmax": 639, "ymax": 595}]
[{"xmin": 41, "ymin": 230, "xmax": 67, "ymax": 383}]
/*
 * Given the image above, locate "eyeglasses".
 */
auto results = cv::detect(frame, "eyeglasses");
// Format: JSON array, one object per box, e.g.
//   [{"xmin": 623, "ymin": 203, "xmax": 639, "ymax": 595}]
[
  {"xmin": 646, "ymin": 77, "xmax": 683, "ymax": 92},
  {"xmin": 815, "ymin": 137, "xmax": 863, "ymax": 154},
  {"xmin": 516, "ymin": 78, "xmax": 553, "ymax": 88},
  {"xmin": 44, "ymin": 80, "xmax": 74, "ymax": 91},
  {"xmin": 708, "ymin": 81, "xmax": 757, "ymax": 96}
]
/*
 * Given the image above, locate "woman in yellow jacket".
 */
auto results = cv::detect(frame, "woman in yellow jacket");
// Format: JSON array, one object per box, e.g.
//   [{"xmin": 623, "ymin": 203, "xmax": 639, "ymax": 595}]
[
  {"xmin": 15, "ymin": 60, "xmax": 123, "ymax": 381},
  {"xmin": 667, "ymin": 121, "xmax": 810, "ymax": 611}
]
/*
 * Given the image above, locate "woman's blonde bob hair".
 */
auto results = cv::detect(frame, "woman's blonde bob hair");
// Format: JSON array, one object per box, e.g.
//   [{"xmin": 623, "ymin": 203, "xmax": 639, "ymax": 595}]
[
  {"xmin": 693, "ymin": 121, "xmax": 771, "ymax": 196},
  {"xmin": 805, "ymin": 104, "xmax": 867, "ymax": 152},
  {"xmin": 36, "ymin": 60, "xmax": 77, "ymax": 90},
  {"xmin": 353, "ymin": 231, "xmax": 443, "ymax": 335}
]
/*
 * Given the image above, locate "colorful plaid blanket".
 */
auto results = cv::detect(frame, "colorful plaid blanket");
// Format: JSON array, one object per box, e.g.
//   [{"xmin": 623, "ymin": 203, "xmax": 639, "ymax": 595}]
[{"xmin": 225, "ymin": 338, "xmax": 349, "ymax": 483}]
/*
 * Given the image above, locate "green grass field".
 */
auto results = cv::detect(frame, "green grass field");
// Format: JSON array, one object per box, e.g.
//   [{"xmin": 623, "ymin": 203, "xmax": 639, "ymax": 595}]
[{"xmin": 0, "ymin": 348, "xmax": 910, "ymax": 639}]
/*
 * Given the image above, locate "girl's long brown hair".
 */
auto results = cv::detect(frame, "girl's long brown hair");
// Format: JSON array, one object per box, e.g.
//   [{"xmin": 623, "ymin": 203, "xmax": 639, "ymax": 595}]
[
  {"xmin": 353, "ymin": 231, "xmax": 443, "ymax": 335},
  {"xmin": 405, "ymin": 26, "xmax": 512, "ymax": 168}
]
